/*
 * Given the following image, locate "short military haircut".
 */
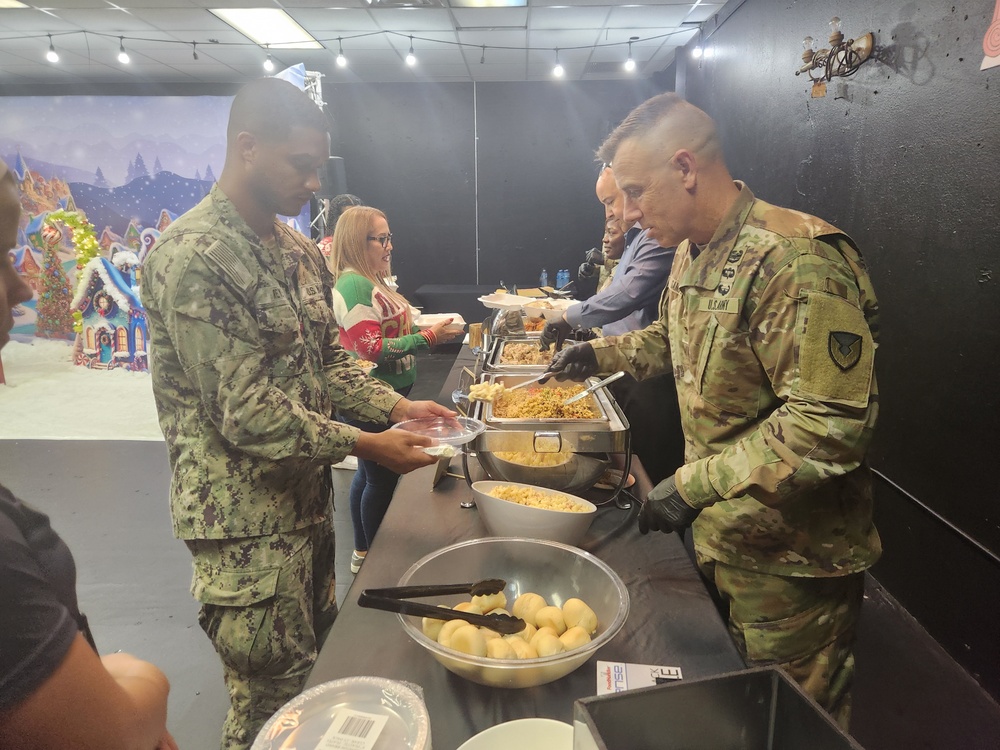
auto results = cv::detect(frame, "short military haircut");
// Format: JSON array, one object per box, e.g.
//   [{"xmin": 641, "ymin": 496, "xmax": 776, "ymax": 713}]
[
  {"xmin": 227, "ymin": 77, "xmax": 330, "ymax": 143},
  {"xmin": 596, "ymin": 92, "xmax": 721, "ymax": 166}
]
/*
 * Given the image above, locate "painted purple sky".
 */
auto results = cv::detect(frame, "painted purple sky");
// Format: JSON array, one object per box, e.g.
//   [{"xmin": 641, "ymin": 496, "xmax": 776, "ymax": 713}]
[{"xmin": 0, "ymin": 96, "xmax": 231, "ymax": 186}]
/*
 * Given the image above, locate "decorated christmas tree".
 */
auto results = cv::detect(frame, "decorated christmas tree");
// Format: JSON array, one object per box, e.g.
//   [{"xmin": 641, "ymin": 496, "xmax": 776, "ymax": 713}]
[{"xmin": 34, "ymin": 225, "xmax": 75, "ymax": 339}]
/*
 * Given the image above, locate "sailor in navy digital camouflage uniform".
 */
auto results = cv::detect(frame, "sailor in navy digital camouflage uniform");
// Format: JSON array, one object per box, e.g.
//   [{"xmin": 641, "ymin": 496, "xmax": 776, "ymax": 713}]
[
  {"xmin": 545, "ymin": 93, "xmax": 881, "ymax": 728},
  {"xmin": 143, "ymin": 78, "xmax": 452, "ymax": 749}
]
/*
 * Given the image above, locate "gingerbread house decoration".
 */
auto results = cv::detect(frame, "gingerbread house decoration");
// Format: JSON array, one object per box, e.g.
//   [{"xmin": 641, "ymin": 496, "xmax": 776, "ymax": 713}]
[
  {"xmin": 71, "ymin": 256, "xmax": 148, "ymax": 371},
  {"xmin": 156, "ymin": 208, "xmax": 177, "ymax": 233},
  {"xmin": 99, "ymin": 226, "xmax": 124, "ymax": 252},
  {"xmin": 10, "ymin": 245, "xmax": 43, "ymax": 293}
]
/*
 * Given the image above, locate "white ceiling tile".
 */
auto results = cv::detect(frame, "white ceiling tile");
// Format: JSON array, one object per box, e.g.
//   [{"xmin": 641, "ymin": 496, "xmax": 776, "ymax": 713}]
[
  {"xmin": 285, "ymin": 9, "xmax": 382, "ymax": 33},
  {"xmin": 529, "ymin": 6, "xmax": 610, "ymax": 31},
  {"xmin": 605, "ymin": 4, "xmax": 691, "ymax": 28},
  {"xmin": 368, "ymin": 8, "xmax": 452, "ymax": 30},
  {"xmin": 452, "ymin": 8, "xmax": 528, "ymax": 29},
  {"xmin": 684, "ymin": 3, "xmax": 725, "ymax": 23}
]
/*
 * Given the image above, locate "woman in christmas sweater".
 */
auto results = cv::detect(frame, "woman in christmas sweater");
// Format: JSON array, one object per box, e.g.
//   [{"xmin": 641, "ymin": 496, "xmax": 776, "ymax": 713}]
[{"xmin": 330, "ymin": 206, "xmax": 459, "ymax": 574}]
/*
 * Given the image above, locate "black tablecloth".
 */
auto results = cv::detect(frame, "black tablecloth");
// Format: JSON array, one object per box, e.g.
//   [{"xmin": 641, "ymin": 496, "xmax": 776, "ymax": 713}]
[{"xmin": 307, "ymin": 348, "xmax": 744, "ymax": 748}]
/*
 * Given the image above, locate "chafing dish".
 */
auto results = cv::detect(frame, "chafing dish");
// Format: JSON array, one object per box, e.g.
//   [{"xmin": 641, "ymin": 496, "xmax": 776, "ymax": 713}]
[
  {"xmin": 484, "ymin": 337, "xmax": 555, "ymax": 373},
  {"xmin": 467, "ymin": 373, "xmax": 630, "ymax": 497}
]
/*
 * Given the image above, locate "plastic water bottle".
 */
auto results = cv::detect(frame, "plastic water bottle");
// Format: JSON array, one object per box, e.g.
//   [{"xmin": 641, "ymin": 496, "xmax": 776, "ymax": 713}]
[
  {"xmin": 557, "ymin": 269, "xmax": 569, "ymax": 288},
  {"xmin": 539, "ymin": 269, "xmax": 549, "ymax": 287}
]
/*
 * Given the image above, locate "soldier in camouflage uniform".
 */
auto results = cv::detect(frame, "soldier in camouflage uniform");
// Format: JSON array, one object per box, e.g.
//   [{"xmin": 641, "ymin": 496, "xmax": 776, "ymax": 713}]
[
  {"xmin": 142, "ymin": 78, "xmax": 453, "ymax": 750},
  {"xmin": 546, "ymin": 93, "xmax": 880, "ymax": 728}
]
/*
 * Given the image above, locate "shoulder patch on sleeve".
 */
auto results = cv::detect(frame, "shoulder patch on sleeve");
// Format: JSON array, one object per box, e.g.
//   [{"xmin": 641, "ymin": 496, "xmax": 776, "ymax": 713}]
[
  {"xmin": 797, "ymin": 291, "xmax": 874, "ymax": 406},
  {"xmin": 202, "ymin": 240, "xmax": 253, "ymax": 295}
]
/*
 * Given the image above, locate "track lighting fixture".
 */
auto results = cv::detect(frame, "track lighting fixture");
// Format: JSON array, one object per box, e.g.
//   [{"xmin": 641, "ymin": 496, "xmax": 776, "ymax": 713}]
[
  {"xmin": 45, "ymin": 34, "xmax": 58, "ymax": 63},
  {"xmin": 263, "ymin": 46, "xmax": 275, "ymax": 72},
  {"xmin": 552, "ymin": 48, "xmax": 564, "ymax": 78},
  {"xmin": 117, "ymin": 37, "xmax": 130, "ymax": 64},
  {"xmin": 405, "ymin": 36, "xmax": 416, "ymax": 67},
  {"xmin": 336, "ymin": 37, "xmax": 347, "ymax": 67}
]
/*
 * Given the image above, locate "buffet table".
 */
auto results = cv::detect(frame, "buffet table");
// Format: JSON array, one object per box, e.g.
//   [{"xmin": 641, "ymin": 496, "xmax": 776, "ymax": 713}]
[{"xmin": 307, "ymin": 347, "xmax": 745, "ymax": 748}]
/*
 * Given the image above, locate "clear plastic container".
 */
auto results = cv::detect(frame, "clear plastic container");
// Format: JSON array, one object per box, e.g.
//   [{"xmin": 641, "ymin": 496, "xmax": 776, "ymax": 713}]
[
  {"xmin": 391, "ymin": 416, "xmax": 486, "ymax": 446},
  {"xmin": 251, "ymin": 676, "xmax": 431, "ymax": 750}
]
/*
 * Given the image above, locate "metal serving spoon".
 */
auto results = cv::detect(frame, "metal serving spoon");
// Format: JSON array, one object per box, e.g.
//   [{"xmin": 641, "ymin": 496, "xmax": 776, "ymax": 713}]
[{"xmin": 562, "ymin": 370, "xmax": 626, "ymax": 405}]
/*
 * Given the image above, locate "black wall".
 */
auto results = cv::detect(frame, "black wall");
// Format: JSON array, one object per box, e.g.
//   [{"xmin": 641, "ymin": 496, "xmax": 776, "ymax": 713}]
[
  {"xmin": 324, "ymin": 79, "xmax": 664, "ymax": 298},
  {"xmin": 679, "ymin": 0, "xmax": 1000, "ymax": 696}
]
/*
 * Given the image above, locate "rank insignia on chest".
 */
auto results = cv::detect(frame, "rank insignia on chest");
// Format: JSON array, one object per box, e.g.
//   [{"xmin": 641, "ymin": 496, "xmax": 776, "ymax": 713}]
[{"xmin": 829, "ymin": 331, "xmax": 863, "ymax": 370}]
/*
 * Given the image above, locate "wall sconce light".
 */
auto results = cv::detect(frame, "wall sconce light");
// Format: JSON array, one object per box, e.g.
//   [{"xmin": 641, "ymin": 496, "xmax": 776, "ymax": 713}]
[{"xmin": 795, "ymin": 17, "xmax": 874, "ymax": 81}]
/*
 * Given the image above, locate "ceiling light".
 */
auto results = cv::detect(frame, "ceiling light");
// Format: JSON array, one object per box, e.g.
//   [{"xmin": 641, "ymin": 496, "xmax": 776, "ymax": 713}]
[
  {"xmin": 691, "ymin": 46, "xmax": 703, "ymax": 59},
  {"xmin": 448, "ymin": 0, "xmax": 526, "ymax": 6},
  {"xmin": 192, "ymin": 42, "xmax": 199, "ymax": 61},
  {"xmin": 624, "ymin": 36, "xmax": 638, "ymax": 72},
  {"xmin": 702, "ymin": 46, "xmax": 715, "ymax": 59},
  {"xmin": 117, "ymin": 37, "xmax": 130, "ymax": 64},
  {"xmin": 210, "ymin": 8, "xmax": 322, "ymax": 49},
  {"xmin": 0, "ymin": 0, "xmax": 30, "ymax": 7},
  {"xmin": 336, "ymin": 37, "xmax": 347, "ymax": 67},
  {"xmin": 45, "ymin": 34, "xmax": 59, "ymax": 63},
  {"xmin": 405, "ymin": 36, "xmax": 417, "ymax": 67},
  {"xmin": 552, "ymin": 48, "xmax": 564, "ymax": 78},
  {"xmin": 263, "ymin": 47, "xmax": 275, "ymax": 72}
]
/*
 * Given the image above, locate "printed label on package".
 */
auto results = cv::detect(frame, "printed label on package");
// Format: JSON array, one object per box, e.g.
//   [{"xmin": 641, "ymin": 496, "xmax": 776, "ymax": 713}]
[
  {"xmin": 317, "ymin": 709, "xmax": 390, "ymax": 750},
  {"xmin": 597, "ymin": 660, "xmax": 683, "ymax": 695}
]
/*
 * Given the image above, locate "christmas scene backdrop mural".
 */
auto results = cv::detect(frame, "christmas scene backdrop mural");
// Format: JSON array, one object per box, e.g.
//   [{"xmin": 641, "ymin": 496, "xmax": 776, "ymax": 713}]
[
  {"xmin": 0, "ymin": 95, "xmax": 231, "ymax": 363},
  {"xmin": 3, "ymin": 67, "xmax": 315, "ymax": 373}
]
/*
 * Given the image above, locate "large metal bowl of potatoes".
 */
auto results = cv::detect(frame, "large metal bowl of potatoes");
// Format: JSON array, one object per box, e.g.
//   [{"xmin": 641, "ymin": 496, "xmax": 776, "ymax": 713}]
[{"xmin": 397, "ymin": 537, "xmax": 629, "ymax": 688}]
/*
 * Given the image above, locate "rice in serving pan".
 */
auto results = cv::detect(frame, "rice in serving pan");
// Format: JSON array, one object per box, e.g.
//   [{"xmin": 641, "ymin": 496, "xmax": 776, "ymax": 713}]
[{"xmin": 493, "ymin": 385, "xmax": 598, "ymax": 419}]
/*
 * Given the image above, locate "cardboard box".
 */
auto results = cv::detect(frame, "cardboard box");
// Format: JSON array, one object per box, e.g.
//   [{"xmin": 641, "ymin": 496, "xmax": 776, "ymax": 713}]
[{"xmin": 573, "ymin": 667, "xmax": 864, "ymax": 750}]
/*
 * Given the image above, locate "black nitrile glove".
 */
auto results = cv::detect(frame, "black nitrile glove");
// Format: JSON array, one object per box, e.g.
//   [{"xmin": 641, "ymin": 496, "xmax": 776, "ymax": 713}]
[
  {"xmin": 542, "ymin": 342, "xmax": 598, "ymax": 382},
  {"xmin": 539, "ymin": 318, "xmax": 573, "ymax": 351},
  {"xmin": 578, "ymin": 261, "xmax": 597, "ymax": 279},
  {"xmin": 637, "ymin": 475, "xmax": 701, "ymax": 535},
  {"xmin": 585, "ymin": 247, "xmax": 604, "ymax": 266}
]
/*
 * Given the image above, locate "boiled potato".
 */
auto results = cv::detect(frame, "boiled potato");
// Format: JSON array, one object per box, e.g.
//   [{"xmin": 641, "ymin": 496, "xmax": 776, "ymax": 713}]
[
  {"xmin": 534, "ymin": 605, "xmax": 567, "ymax": 635},
  {"xmin": 471, "ymin": 591, "xmax": 507, "ymax": 613},
  {"xmin": 511, "ymin": 592, "xmax": 547, "ymax": 626},
  {"xmin": 504, "ymin": 636, "xmax": 538, "ymax": 659},
  {"xmin": 559, "ymin": 625, "xmax": 592, "ymax": 651},
  {"xmin": 511, "ymin": 621, "xmax": 537, "ymax": 642},
  {"xmin": 450, "ymin": 625, "xmax": 488, "ymax": 657},
  {"xmin": 437, "ymin": 618, "xmax": 471, "ymax": 649},
  {"xmin": 479, "ymin": 626, "xmax": 502, "ymax": 641},
  {"xmin": 486, "ymin": 637, "xmax": 517, "ymax": 659},
  {"xmin": 453, "ymin": 601, "xmax": 484, "ymax": 615},
  {"xmin": 533, "ymin": 632, "xmax": 566, "ymax": 657},
  {"xmin": 562, "ymin": 598, "xmax": 598, "ymax": 634},
  {"xmin": 529, "ymin": 626, "xmax": 559, "ymax": 652},
  {"xmin": 421, "ymin": 604, "xmax": 453, "ymax": 640}
]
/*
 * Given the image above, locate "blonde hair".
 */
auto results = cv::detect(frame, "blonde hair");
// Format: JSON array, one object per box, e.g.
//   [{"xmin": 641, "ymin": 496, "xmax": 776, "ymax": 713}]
[{"xmin": 330, "ymin": 205, "xmax": 412, "ymax": 322}]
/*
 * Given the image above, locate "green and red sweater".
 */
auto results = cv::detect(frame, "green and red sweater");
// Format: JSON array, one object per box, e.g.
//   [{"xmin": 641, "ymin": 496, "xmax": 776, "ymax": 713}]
[{"xmin": 331, "ymin": 272, "xmax": 432, "ymax": 390}]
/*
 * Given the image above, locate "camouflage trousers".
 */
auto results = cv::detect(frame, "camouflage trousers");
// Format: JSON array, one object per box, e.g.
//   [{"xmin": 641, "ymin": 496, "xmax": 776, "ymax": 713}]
[
  {"xmin": 696, "ymin": 553, "xmax": 864, "ymax": 730},
  {"xmin": 186, "ymin": 519, "xmax": 338, "ymax": 750}
]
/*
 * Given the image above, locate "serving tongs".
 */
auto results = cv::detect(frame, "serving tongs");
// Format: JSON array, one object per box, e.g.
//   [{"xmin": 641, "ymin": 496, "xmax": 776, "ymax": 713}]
[
  {"xmin": 563, "ymin": 370, "xmax": 626, "ymax": 405},
  {"xmin": 357, "ymin": 578, "xmax": 527, "ymax": 635}
]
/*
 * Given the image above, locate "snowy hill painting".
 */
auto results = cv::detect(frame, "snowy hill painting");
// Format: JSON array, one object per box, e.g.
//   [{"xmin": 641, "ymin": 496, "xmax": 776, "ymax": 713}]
[
  {"xmin": 1, "ymin": 95, "xmax": 228, "ymax": 339},
  {"xmin": 2, "ymin": 92, "xmax": 313, "ymax": 344}
]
